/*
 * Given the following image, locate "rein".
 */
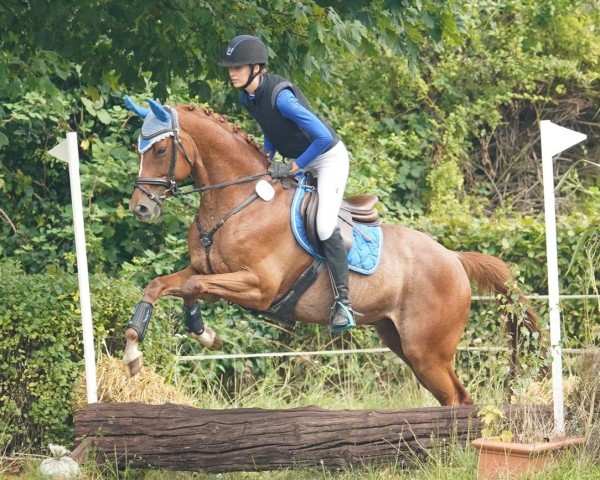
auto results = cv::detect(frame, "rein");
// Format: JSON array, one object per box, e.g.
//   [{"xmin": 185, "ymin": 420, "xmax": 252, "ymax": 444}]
[
  {"xmin": 173, "ymin": 173, "xmax": 268, "ymax": 197},
  {"xmin": 135, "ymin": 108, "xmax": 268, "ymax": 203},
  {"xmin": 136, "ymin": 157, "xmax": 267, "ymax": 202},
  {"xmin": 134, "ymin": 113, "xmax": 272, "ymax": 260}
]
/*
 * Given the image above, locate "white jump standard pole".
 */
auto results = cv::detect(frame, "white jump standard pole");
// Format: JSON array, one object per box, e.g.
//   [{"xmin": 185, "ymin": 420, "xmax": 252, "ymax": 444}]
[
  {"xmin": 49, "ymin": 132, "xmax": 98, "ymax": 404},
  {"xmin": 539, "ymin": 120, "xmax": 586, "ymax": 436}
]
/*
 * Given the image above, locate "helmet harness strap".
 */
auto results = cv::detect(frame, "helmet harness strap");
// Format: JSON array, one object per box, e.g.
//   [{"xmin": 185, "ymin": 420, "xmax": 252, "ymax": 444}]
[{"xmin": 241, "ymin": 64, "xmax": 264, "ymax": 90}]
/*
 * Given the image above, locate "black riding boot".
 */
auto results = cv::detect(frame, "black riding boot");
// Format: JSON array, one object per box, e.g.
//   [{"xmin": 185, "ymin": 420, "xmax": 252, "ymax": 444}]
[{"xmin": 321, "ymin": 226, "xmax": 355, "ymax": 333}]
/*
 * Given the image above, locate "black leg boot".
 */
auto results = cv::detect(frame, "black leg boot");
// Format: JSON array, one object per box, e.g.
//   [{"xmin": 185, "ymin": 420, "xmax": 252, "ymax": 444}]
[{"xmin": 321, "ymin": 226, "xmax": 355, "ymax": 333}]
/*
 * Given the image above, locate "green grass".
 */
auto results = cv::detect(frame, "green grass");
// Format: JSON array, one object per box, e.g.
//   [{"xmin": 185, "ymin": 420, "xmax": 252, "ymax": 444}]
[
  {"xmin": 172, "ymin": 350, "xmax": 444, "ymax": 410},
  {"xmin": 7, "ymin": 437, "xmax": 600, "ymax": 479},
  {"xmin": 3, "ymin": 350, "xmax": 598, "ymax": 479}
]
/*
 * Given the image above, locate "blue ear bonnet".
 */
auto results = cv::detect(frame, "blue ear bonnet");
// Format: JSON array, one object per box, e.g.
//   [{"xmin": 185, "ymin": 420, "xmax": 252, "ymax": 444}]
[{"xmin": 124, "ymin": 96, "xmax": 180, "ymax": 153}]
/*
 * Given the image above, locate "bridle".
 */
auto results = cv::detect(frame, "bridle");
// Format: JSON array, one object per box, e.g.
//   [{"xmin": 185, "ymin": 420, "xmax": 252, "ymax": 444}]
[
  {"xmin": 135, "ymin": 106, "xmax": 270, "ymax": 205},
  {"xmin": 134, "ymin": 106, "xmax": 272, "ymax": 255},
  {"xmin": 135, "ymin": 125, "xmax": 268, "ymax": 204},
  {"xmin": 134, "ymin": 106, "xmax": 195, "ymax": 206}
]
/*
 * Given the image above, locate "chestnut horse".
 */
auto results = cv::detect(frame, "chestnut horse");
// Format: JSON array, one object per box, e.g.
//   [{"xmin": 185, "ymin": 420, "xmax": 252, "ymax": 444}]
[{"xmin": 123, "ymin": 98, "xmax": 540, "ymax": 406}]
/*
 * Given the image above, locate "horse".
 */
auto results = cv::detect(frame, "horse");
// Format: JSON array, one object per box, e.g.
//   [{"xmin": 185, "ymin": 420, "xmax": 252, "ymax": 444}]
[{"xmin": 122, "ymin": 97, "xmax": 541, "ymax": 406}]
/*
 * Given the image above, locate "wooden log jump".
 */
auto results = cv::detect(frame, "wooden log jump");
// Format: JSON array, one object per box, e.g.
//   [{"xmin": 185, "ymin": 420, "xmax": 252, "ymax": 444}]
[{"xmin": 73, "ymin": 402, "xmax": 487, "ymax": 472}]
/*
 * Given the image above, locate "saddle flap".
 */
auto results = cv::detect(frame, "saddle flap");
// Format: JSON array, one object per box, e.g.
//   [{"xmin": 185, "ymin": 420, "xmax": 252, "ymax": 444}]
[
  {"xmin": 303, "ymin": 188, "xmax": 320, "ymax": 252},
  {"xmin": 303, "ymin": 188, "xmax": 352, "ymax": 253},
  {"xmin": 291, "ymin": 173, "xmax": 383, "ymax": 276},
  {"xmin": 338, "ymin": 210, "xmax": 354, "ymax": 251}
]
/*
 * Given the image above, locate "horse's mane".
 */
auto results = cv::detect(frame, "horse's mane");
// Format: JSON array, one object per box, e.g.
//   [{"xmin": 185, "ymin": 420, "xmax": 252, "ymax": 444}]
[{"xmin": 177, "ymin": 104, "xmax": 264, "ymax": 155}]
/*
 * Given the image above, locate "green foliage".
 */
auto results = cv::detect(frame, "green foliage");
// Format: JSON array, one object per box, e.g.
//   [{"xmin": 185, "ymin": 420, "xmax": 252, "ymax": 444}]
[
  {"xmin": 324, "ymin": 0, "xmax": 599, "ymax": 217},
  {"xmin": 2, "ymin": 0, "xmax": 598, "ymax": 279},
  {"xmin": 477, "ymin": 405, "xmax": 514, "ymax": 442},
  {"xmin": 0, "ymin": 261, "xmax": 177, "ymax": 452},
  {"xmin": 0, "ymin": 0, "xmax": 463, "ymax": 101},
  {"xmin": 0, "ymin": 81, "xmax": 197, "ymax": 277},
  {"xmin": 436, "ymin": 0, "xmax": 600, "ymax": 210},
  {"xmin": 412, "ymin": 210, "xmax": 599, "ymax": 350},
  {"xmin": 0, "ymin": 0, "xmax": 598, "ymax": 455}
]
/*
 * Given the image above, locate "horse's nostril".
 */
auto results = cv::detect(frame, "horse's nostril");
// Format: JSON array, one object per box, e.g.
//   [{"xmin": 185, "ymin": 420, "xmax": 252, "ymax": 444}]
[
  {"xmin": 135, "ymin": 204, "xmax": 151, "ymax": 218},
  {"xmin": 136, "ymin": 204, "xmax": 148, "ymax": 214}
]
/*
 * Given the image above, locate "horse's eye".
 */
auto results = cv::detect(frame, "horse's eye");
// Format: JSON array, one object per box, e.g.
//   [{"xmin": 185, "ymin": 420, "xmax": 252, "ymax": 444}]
[{"xmin": 156, "ymin": 147, "xmax": 167, "ymax": 157}]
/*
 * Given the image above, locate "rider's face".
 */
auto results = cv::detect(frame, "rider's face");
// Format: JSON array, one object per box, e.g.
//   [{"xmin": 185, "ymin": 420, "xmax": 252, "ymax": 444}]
[
  {"xmin": 228, "ymin": 65, "xmax": 252, "ymax": 89},
  {"xmin": 228, "ymin": 65, "xmax": 262, "ymax": 92}
]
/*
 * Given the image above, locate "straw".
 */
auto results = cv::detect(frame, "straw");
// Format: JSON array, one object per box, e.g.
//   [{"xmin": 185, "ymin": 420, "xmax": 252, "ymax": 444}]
[{"xmin": 74, "ymin": 354, "xmax": 196, "ymax": 410}]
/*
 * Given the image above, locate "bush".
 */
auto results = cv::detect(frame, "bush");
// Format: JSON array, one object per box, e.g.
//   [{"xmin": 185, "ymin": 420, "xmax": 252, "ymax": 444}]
[{"xmin": 0, "ymin": 261, "xmax": 177, "ymax": 452}]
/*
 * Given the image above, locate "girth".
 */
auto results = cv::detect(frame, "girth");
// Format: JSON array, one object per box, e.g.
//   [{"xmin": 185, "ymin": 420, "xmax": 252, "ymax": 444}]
[{"xmin": 247, "ymin": 257, "xmax": 327, "ymax": 327}]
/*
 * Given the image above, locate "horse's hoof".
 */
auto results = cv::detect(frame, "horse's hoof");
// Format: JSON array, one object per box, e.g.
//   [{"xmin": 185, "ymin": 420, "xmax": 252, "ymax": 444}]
[
  {"xmin": 208, "ymin": 327, "xmax": 223, "ymax": 350},
  {"xmin": 188, "ymin": 326, "xmax": 223, "ymax": 350},
  {"xmin": 123, "ymin": 351, "xmax": 143, "ymax": 378}
]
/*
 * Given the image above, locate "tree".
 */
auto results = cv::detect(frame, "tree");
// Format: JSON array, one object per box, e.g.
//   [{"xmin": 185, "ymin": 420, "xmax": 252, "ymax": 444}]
[
  {"xmin": 0, "ymin": 0, "xmax": 466, "ymax": 273},
  {"xmin": 0, "ymin": 0, "xmax": 464, "ymax": 102}
]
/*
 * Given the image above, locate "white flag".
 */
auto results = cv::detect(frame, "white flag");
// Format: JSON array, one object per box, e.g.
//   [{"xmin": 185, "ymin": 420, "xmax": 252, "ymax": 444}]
[{"xmin": 540, "ymin": 120, "xmax": 587, "ymax": 158}]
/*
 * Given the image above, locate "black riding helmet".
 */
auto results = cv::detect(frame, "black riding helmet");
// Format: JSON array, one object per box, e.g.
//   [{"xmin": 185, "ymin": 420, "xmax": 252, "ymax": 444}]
[
  {"xmin": 217, "ymin": 35, "xmax": 268, "ymax": 67},
  {"xmin": 218, "ymin": 35, "xmax": 268, "ymax": 90}
]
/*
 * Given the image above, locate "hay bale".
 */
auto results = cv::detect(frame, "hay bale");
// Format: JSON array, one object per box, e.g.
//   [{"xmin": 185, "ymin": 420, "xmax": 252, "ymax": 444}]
[{"xmin": 74, "ymin": 354, "xmax": 196, "ymax": 410}]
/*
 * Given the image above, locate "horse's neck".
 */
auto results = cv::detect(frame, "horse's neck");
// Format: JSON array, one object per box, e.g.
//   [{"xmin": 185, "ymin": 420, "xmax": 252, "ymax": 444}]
[{"xmin": 183, "ymin": 110, "xmax": 266, "ymax": 209}]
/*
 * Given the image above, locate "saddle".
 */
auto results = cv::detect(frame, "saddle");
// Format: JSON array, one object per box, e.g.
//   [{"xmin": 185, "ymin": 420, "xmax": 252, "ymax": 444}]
[
  {"xmin": 300, "ymin": 173, "xmax": 380, "ymax": 252},
  {"xmin": 249, "ymin": 173, "xmax": 382, "ymax": 327}
]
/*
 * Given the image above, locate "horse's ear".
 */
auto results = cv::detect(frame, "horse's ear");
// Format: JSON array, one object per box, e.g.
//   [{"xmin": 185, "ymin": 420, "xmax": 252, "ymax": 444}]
[
  {"xmin": 125, "ymin": 95, "xmax": 150, "ymax": 118},
  {"xmin": 147, "ymin": 99, "xmax": 171, "ymax": 123}
]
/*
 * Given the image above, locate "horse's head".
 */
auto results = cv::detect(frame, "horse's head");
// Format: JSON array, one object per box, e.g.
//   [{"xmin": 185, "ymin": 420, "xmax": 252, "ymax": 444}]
[{"xmin": 125, "ymin": 97, "xmax": 197, "ymax": 222}]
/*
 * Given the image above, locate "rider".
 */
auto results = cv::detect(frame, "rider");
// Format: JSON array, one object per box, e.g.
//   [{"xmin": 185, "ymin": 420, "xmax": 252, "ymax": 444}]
[{"xmin": 218, "ymin": 34, "xmax": 354, "ymax": 333}]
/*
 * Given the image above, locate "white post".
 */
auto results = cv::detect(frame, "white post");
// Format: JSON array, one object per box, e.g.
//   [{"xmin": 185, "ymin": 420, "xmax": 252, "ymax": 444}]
[
  {"xmin": 49, "ymin": 132, "xmax": 98, "ymax": 403},
  {"xmin": 539, "ymin": 120, "xmax": 586, "ymax": 435}
]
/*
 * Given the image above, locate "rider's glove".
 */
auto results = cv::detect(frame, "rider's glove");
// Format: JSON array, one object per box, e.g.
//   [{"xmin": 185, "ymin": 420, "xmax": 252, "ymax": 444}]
[{"xmin": 268, "ymin": 161, "xmax": 292, "ymax": 179}]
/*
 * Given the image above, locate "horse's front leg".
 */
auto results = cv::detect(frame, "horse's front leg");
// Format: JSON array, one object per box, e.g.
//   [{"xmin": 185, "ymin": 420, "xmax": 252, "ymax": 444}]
[
  {"xmin": 123, "ymin": 265, "xmax": 223, "ymax": 377},
  {"xmin": 181, "ymin": 269, "xmax": 275, "ymax": 348}
]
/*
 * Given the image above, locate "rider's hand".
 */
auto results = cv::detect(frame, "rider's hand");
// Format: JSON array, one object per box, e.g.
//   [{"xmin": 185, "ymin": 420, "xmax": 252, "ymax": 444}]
[{"xmin": 268, "ymin": 161, "xmax": 293, "ymax": 179}]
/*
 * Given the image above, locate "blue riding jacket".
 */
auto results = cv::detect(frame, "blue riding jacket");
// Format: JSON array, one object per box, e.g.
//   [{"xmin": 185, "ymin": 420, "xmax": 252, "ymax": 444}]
[{"xmin": 240, "ymin": 73, "xmax": 339, "ymax": 168}]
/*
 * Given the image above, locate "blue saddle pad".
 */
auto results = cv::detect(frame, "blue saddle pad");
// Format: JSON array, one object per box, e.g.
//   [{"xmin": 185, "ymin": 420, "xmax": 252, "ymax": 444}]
[{"xmin": 290, "ymin": 174, "xmax": 383, "ymax": 275}]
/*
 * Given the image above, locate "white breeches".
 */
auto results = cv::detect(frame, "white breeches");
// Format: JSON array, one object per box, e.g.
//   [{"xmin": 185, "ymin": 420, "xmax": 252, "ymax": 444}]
[{"xmin": 303, "ymin": 141, "xmax": 349, "ymax": 241}]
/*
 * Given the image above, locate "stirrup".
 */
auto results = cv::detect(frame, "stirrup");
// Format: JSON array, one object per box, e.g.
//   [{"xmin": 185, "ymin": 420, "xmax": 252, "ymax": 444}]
[{"xmin": 329, "ymin": 300, "xmax": 355, "ymax": 334}]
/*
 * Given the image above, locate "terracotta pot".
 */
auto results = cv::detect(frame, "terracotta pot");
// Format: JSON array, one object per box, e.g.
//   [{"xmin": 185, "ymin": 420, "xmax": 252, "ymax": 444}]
[{"xmin": 472, "ymin": 436, "xmax": 586, "ymax": 479}]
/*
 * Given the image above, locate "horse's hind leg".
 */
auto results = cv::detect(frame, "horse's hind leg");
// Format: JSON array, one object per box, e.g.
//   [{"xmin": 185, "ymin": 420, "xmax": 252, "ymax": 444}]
[
  {"xmin": 410, "ymin": 361, "xmax": 473, "ymax": 406},
  {"xmin": 374, "ymin": 318, "xmax": 473, "ymax": 406},
  {"xmin": 403, "ymin": 338, "xmax": 473, "ymax": 406},
  {"xmin": 373, "ymin": 318, "xmax": 412, "ymax": 366}
]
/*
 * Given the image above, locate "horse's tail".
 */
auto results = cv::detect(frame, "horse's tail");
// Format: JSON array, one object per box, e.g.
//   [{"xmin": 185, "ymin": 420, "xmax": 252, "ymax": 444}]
[{"xmin": 457, "ymin": 252, "xmax": 543, "ymax": 383}]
